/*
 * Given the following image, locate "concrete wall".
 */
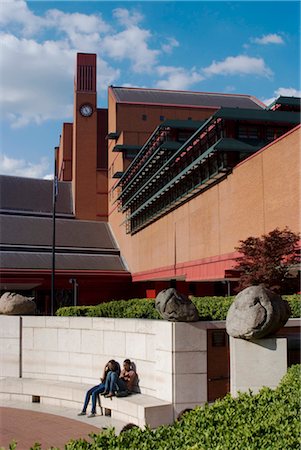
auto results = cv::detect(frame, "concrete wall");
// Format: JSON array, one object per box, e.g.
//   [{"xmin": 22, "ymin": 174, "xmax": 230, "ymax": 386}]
[
  {"xmin": 230, "ymin": 337, "xmax": 288, "ymax": 395},
  {"xmin": 0, "ymin": 316, "xmax": 20, "ymax": 378},
  {"xmin": 2, "ymin": 316, "xmax": 299, "ymax": 416},
  {"xmin": 0, "ymin": 316, "xmax": 211, "ymax": 415}
]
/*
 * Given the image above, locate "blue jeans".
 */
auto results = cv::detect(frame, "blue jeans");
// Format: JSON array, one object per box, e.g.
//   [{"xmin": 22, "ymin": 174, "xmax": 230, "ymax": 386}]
[
  {"xmin": 104, "ymin": 371, "xmax": 128, "ymax": 393},
  {"xmin": 82, "ymin": 383, "xmax": 105, "ymax": 414},
  {"xmin": 104, "ymin": 371, "xmax": 118, "ymax": 393}
]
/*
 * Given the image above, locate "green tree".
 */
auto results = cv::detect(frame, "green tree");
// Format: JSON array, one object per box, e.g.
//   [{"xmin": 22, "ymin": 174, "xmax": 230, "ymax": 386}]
[{"xmin": 234, "ymin": 227, "xmax": 300, "ymax": 292}]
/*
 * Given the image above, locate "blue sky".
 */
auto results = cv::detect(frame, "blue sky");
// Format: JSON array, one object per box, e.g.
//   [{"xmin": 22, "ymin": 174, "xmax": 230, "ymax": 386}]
[{"xmin": 0, "ymin": 1, "xmax": 300, "ymax": 179}]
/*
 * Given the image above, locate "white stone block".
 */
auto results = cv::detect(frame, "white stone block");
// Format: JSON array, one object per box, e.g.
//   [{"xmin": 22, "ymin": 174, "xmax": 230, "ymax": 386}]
[
  {"xmin": 34, "ymin": 328, "xmax": 58, "ymax": 351},
  {"xmin": 103, "ymin": 331, "xmax": 126, "ymax": 355},
  {"xmin": 115, "ymin": 318, "xmax": 137, "ymax": 332},
  {"xmin": 44, "ymin": 351, "xmax": 70, "ymax": 376},
  {"xmin": 135, "ymin": 320, "xmax": 156, "ymax": 334},
  {"xmin": 22, "ymin": 316, "xmax": 46, "ymax": 327},
  {"xmin": 173, "ymin": 323, "xmax": 207, "ymax": 351},
  {"xmin": 92, "ymin": 318, "xmax": 115, "ymax": 330},
  {"xmin": 155, "ymin": 350, "xmax": 173, "ymax": 374},
  {"xmin": 174, "ymin": 373, "xmax": 207, "ymax": 403},
  {"xmin": 154, "ymin": 322, "xmax": 173, "ymax": 351},
  {"xmin": 145, "ymin": 335, "xmax": 156, "ymax": 361},
  {"xmin": 174, "ymin": 351, "xmax": 207, "ymax": 374},
  {"xmin": 58, "ymin": 328, "xmax": 81, "ymax": 352},
  {"xmin": 230, "ymin": 337, "xmax": 288, "ymax": 396},
  {"xmin": 125, "ymin": 333, "xmax": 147, "ymax": 360},
  {"xmin": 22, "ymin": 327, "xmax": 34, "ymax": 350},
  {"xmin": 155, "ymin": 371, "xmax": 173, "ymax": 401},
  {"xmin": 0, "ymin": 339, "xmax": 20, "ymax": 377},
  {"xmin": 68, "ymin": 352, "xmax": 93, "ymax": 377},
  {"xmin": 69, "ymin": 317, "xmax": 93, "ymax": 330},
  {"xmin": 80, "ymin": 330, "xmax": 103, "ymax": 355},
  {"xmin": 45, "ymin": 316, "xmax": 70, "ymax": 328},
  {"xmin": 0, "ymin": 316, "xmax": 20, "ymax": 338},
  {"xmin": 23, "ymin": 349, "xmax": 46, "ymax": 375}
]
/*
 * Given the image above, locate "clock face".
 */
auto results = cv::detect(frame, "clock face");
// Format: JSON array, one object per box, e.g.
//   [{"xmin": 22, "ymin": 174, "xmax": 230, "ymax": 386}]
[{"xmin": 79, "ymin": 104, "xmax": 93, "ymax": 117}]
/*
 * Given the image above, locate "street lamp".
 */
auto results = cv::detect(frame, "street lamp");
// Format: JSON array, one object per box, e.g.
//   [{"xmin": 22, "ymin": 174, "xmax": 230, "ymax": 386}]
[
  {"xmin": 51, "ymin": 146, "xmax": 59, "ymax": 316},
  {"xmin": 69, "ymin": 278, "xmax": 79, "ymax": 307}
]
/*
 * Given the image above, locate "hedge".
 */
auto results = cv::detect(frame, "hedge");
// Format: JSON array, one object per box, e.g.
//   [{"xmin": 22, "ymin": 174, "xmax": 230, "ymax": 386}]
[
  {"xmin": 56, "ymin": 294, "xmax": 300, "ymax": 320},
  {"xmin": 9, "ymin": 364, "xmax": 300, "ymax": 450}
]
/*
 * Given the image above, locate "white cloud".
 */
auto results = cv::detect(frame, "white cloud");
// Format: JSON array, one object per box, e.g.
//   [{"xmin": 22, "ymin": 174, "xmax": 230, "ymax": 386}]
[
  {"xmin": 262, "ymin": 87, "xmax": 301, "ymax": 106},
  {"xmin": 0, "ymin": 153, "xmax": 50, "ymax": 179},
  {"xmin": 113, "ymin": 8, "xmax": 144, "ymax": 28},
  {"xmin": 156, "ymin": 66, "xmax": 204, "ymax": 90},
  {"xmin": 102, "ymin": 27, "xmax": 159, "ymax": 73},
  {"xmin": 203, "ymin": 55, "xmax": 273, "ymax": 78},
  {"xmin": 162, "ymin": 37, "xmax": 179, "ymax": 54},
  {"xmin": 0, "ymin": 0, "xmax": 44, "ymax": 36},
  {"xmin": 252, "ymin": 34, "xmax": 284, "ymax": 45},
  {"xmin": 0, "ymin": 32, "xmax": 119, "ymax": 128}
]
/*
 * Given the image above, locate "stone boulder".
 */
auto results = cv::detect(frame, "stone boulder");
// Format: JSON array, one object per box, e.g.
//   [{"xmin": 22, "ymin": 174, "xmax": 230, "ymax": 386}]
[
  {"xmin": 0, "ymin": 292, "xmax": 36, "ymax": 315},
  {"xmin": 155, "ymin": 288, "xmax": 200, "ymax": 322},
  {"xmin": 226, "ymin": 285, "xmax": 291, "ymax": 340}
]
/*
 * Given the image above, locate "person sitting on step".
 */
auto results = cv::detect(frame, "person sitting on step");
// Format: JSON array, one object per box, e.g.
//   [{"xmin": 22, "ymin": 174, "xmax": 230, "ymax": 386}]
[
  {"xmin": 78, "ymin": 359, "xmax": 120, "ymax": 418},
  {"xmin": 102, "ymin": 359, "xmax": 137, "ymax": 398}
]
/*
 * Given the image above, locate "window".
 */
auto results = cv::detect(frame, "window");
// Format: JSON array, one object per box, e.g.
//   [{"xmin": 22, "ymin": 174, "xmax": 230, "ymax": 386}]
[
  {"xmin": 160, "ymin": 115, "xmax": 165, "ymax": 122},
  {"xmin": 142, "ymin": 114, "xmax": 147, "ymax": 121},
  {"xmin": 238, "ymin": 125, "xmax": 259, "ymax": 140}
]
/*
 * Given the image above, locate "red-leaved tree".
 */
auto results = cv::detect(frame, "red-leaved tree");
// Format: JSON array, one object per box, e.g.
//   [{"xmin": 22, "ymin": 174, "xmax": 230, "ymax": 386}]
[{"xmin": 234, "ymin": 227, "xmax": 300, "ymax": 292}]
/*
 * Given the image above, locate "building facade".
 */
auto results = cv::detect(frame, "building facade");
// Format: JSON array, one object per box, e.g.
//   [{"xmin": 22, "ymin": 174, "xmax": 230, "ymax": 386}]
[{"xmin": 1, "ymin": 52, "xmax": 300, "ymax": 308}]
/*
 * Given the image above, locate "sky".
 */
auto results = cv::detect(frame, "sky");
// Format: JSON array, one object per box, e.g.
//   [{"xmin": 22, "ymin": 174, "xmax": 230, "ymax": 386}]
[{"xmin": 0, "ymin": 0, "xmax": 300, "ymax": 179}]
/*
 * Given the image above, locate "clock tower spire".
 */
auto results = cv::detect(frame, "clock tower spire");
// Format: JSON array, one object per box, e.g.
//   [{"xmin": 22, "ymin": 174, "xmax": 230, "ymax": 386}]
[{"xmin": 72, "ymin": 53, "xmax": 98, "ymax": 220}]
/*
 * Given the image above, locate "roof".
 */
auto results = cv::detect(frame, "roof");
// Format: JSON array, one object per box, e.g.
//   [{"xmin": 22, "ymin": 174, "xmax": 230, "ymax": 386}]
[
  {"xmin": 161, "ymin": 119, "xmax": 205, "ymax": 129},
  {"xmin": 1, "ymin": 252, "xmax": 126, "ymax": 272},
  {"xmin": 268, "ymin": 96, "xmax": 301, "ymax": 108},
  {"xmin": 214, "ymin": 108, "xmax": 300, "ymax": 124},
  {"xmin": 0, "ymin": 214, "xmax": 128, "ymax": 272},
  {"xmin": 0, "ymin": 215, "xmax": 118, "ymax": 250},
  {"xmin": 110, "ymin": 86, "xmax": 264, "ymax": 110},
  {"xmin": 113, "ymin": 144, "xmax": 141, "ymax": 152},
  {"xmin": 0, "ymin": 175, "xmax": 73, "ymax": 217}
]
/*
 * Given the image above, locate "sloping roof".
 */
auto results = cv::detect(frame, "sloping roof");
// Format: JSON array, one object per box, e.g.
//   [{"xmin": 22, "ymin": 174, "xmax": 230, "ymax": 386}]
[
  {"xmin": 1, "ymin": 252, "xmax": 126, "ymax": 271},
  {"xmin": 268, "ymin": 96, "xmax": 301, "ymax": 109},
  {"xmin": 214, "ymin": 108, "xmax": 300, "ymax": 123},
  {"xmin": 0, "ymin": 175, "xmax": 73, "ymax": 216},
  {"xmin": 110, "ymin": 86, "xmax": 264, "ymax": 110},
  {"xmin": 0, "ymin": 215, "xmax": 118, "ymax": 250}
]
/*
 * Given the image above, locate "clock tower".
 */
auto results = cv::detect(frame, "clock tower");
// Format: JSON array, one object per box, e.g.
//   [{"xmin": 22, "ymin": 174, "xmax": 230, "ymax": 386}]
[{"xmin": 72, "ymin": 53, "xmax": 98, "ymax": 220}]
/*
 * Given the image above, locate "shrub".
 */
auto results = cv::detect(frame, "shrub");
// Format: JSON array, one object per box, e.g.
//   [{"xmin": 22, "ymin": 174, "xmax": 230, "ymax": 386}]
[
  {"xmin": 56, "ymin": 294, "xmax": 300, "ymax": 319},
  {"xmin": 19, "ymin": 365, "xmax": 301, "ymax": 449}
]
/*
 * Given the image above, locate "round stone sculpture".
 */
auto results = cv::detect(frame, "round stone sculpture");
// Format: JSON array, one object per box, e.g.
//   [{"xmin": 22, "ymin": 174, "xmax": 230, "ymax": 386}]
[
  {"xmin": 226, "ymin": 285, "xmax": 291, "ymax": 340},
  {"xmin": 155, "ymin": 288, "xmax": 200, "ymax": 322},
  {"xmin": 0, "ymin": 292, "xmax": 36, "ymax": 315}
]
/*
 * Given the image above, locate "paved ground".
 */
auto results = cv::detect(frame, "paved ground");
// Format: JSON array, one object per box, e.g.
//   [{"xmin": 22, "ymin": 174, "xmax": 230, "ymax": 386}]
[{"xmin": 0, "ymin": 400, "xmax": 126, "ymax": 450}]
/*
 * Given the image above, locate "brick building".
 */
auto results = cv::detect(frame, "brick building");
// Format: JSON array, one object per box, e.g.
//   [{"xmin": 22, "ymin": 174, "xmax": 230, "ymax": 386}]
[{"xmin": 1, "ymin": 53, "xmax": 300, "ymax": 311}]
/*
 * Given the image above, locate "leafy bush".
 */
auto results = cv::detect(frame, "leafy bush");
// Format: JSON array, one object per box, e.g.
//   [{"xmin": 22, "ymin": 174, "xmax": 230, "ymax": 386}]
[
  {"xmin": 283, "ymin": 294, "xmax": 301, "ymax": 318},
  {"xmin": 18, "ymin": 365, "xmax": 300, "ymax": 450},
  {"xmin": 56, "ymin": 294, "xmax": 300, "ymax": 319},
  {"xmin": 191, "ymin": 296, "xmax": 234, "ymax": 320}
]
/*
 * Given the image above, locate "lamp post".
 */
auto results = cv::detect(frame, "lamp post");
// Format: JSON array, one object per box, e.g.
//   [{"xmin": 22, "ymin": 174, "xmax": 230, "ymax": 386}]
[
  {"xmin": 69, "ymin": 278, "xmax": 79, "ymax": 307},
  {"xmin": 51, "ymin": 147, "xmax": 59, "ymax": 316}
]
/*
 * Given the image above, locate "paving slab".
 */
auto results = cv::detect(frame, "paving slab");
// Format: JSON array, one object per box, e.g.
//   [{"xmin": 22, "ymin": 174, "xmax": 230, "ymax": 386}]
[{"xmin": 0, "ymin": 400, "xmax": 127, "ymax": 450}]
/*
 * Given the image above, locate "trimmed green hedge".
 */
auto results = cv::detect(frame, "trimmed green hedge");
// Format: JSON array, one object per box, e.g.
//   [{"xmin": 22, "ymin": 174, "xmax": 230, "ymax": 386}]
[
  {"xmin": 14, "ymin": 364, "xmax": 300, "ymax": 450},
  {"xmin": 56, "ymin": 294, "xmax": 300, "ymax": 320}
]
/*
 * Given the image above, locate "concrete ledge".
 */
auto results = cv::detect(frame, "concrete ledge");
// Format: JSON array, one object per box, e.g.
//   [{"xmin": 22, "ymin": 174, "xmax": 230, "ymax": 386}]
[
  {"xmin": 0, "ymin": 377, "xmax": 172, "ymax": 428},
  {"xmin": 101, "ymin": 393, "xmax": 173, "ymax": 428}
]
